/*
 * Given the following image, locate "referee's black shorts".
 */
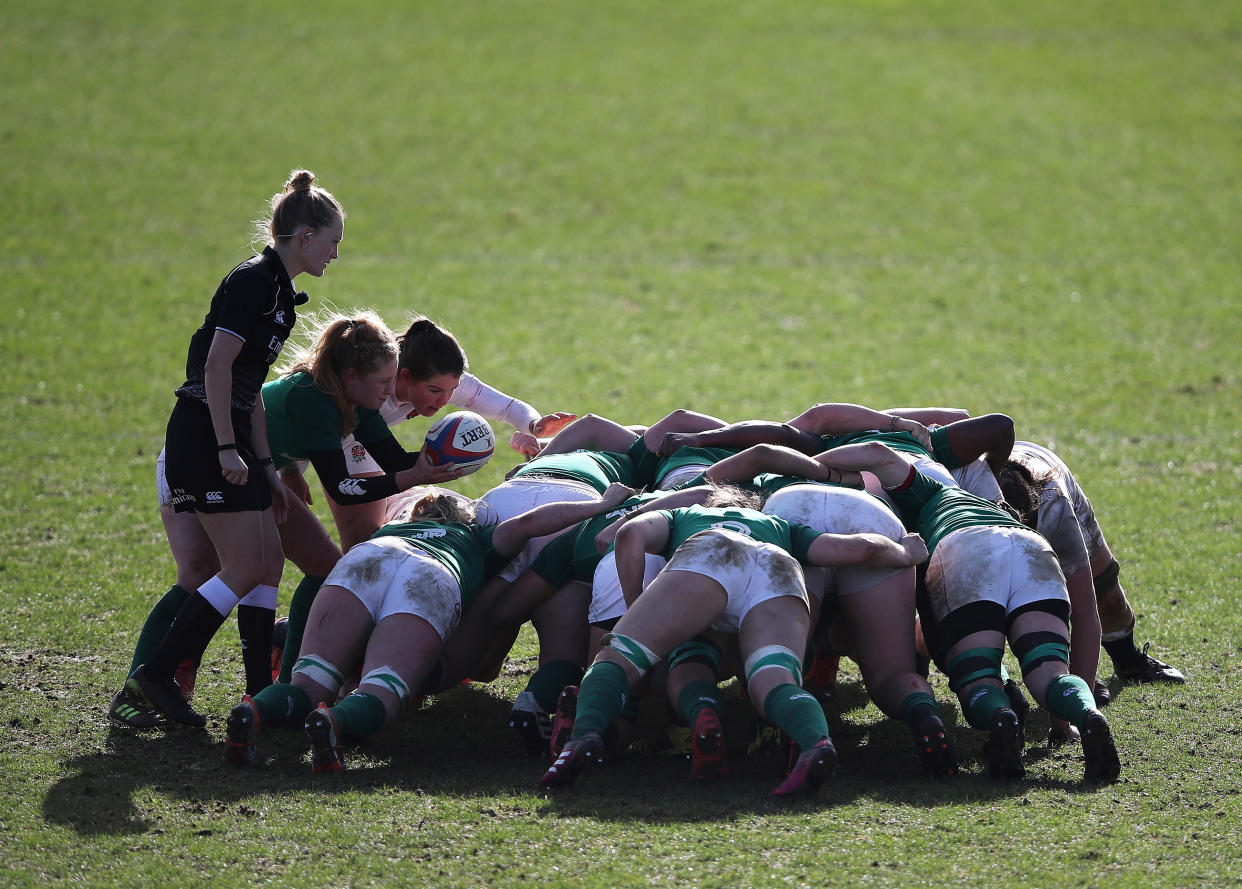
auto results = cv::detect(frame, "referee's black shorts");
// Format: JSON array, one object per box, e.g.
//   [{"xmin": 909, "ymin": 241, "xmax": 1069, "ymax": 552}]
[{"xmin": 163, "ymin": 397, "xmax": 272, "ymax": 514}]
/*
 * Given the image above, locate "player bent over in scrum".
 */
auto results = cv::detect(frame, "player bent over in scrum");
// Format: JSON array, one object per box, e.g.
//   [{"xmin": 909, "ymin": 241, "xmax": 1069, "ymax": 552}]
[
  {"xmin": 538, "ymin": 502, "xmax": 927, "ymax": 797},
  {"xmin": 224, "ymin": 483, "xmax": 634, "ymax": 771},
  {"xmin": 817, "ymin": 441, "xmax": 1122, "ymax": 784}
]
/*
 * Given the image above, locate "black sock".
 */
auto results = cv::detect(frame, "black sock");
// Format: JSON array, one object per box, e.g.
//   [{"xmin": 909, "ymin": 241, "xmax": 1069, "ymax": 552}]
[
  {"xmin": 143, "ymin": 593, "xmax": 229, "ymax": 682},
  {"xmin": 1103, "ymin": 632, "xmax": 1143, "ymax": 670},
  {"xmin": 237, "ymin": 605, "xmax": 276, "ymax": 695}
]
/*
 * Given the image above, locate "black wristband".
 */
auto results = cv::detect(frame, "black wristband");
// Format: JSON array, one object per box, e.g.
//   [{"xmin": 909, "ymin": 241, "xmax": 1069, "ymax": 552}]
[
  {"xmin": 217, "ymin": 443, "xmax": 238, "ymax": 452},
  {"xmin": 257, "ymin": 456, "xmax": 274, "ymax": 467}
]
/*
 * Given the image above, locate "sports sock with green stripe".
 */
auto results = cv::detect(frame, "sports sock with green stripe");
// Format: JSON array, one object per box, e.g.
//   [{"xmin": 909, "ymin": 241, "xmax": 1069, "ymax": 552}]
[
  {"xmin": 1043, "ymin": 674, "xmax": 1098, "ymax": 729},
  {"xmin": 678, "ymin": 680, "xmax": 725, "ymax": 725},
  {"xmin": 278, "ymin": 575, "xmax": 325, "ymax": 683},
  {"xmin": 570, "ymin": 660, "xmax": 631, "ymax": 740},
  {"xmin": 763, "ymin": 683, "xmax": 829, "ymax": 751},
  {"xmin": 330, "ymin": 691, "xmax": 388, "ymax": 738},
  {"xmin": 250, "ymin": 681, "xmax": 313, "ymax": 728}
]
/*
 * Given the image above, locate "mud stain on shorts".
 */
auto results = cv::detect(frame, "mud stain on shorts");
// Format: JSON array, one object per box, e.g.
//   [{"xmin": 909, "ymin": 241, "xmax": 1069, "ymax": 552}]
[
  {"xmin": 676, "ymin": 530, "xmax": 751, "ymax": 571},
  {"xmin": 342, "ymin": 551, "xmax": 388, "ymax": 587}
]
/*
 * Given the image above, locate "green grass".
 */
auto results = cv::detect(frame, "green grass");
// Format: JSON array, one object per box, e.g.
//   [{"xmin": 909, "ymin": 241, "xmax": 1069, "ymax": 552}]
[{"xmin": 2, "ymin": 0, "xmax": 1242, "ymax": 886}]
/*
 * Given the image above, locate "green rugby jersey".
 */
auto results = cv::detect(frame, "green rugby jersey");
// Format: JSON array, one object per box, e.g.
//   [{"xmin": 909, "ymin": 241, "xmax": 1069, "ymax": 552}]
[
  {"xmin": 263, "ymin": 371, "xmax": 389, "ymax": 470},
  {"xmin": 529, "ymin": 493, "xmax": 664, "ymax": 587},
  {"xmin": 510, "ymin": 450, "xmax": 635, "ymax": 493},
  {"xmin": 886, "ymin": 471, "xmax": 1024, "ymax": 556},
  {"xmin": 370, "ymin": 520, "xmax": 507, "ymax": 610},
  {"xmin": 654, "ymin": 505, "xmax": 821, "ymax": 561}
]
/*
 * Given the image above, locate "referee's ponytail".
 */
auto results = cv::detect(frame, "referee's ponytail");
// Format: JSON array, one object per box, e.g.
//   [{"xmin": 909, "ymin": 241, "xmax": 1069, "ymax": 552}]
[{"xmin": 255, "ymin": 169, "xmax": 345, "ymax": 247}]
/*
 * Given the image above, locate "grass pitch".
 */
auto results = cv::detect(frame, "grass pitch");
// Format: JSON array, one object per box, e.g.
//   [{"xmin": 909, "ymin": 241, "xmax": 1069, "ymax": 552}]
[{"xmin": 2, "ymin": 1, "xmax": 1241, "ymax": 887}]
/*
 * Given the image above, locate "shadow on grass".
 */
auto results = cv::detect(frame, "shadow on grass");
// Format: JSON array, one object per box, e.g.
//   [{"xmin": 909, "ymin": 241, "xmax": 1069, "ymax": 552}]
[{"xmin": 43, "ymin": 680, "xmax": 1111, "ymax": 836}]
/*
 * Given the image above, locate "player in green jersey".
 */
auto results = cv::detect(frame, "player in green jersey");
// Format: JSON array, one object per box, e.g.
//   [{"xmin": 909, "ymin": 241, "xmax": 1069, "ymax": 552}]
[
  {"xmin": 539, "ymin": 503, "xmax": 927, "ymax": 797},
  {"xmin": 815, "ymin": 441, "xmax": 1122, "ymax": 785},
  {"xmin": 224, "ymin": 483, "xmax": 634, "ymax": 771}
]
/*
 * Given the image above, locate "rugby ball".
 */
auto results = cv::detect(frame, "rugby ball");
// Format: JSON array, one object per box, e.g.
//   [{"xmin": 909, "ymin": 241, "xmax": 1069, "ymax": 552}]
[{"xmin": 423, "ymin": 411, "xmax": 495, "ymax": 476}]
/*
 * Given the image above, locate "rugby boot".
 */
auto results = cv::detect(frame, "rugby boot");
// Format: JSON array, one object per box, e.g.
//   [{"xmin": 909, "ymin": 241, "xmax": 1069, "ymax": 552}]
[
  {"xmin": 913, "ymin": 713, "xmax": 957, "ymax": 777},
  {"xmin": 1093, "ymin": 679, "xmax": 1112, "ymax": 708},
  {"xmin": 548, "ymin": 684, "xmax": 578, "ymax": 759},
  {"xmin": 1117, "ymin": 643, "xmax": 1185, "ymax": 685},
  {"xmin": 689, "ymin": 708, "xmax": 727, "ymax": 784},
  {"xmin": 127, "ymin": 665, "xmax": 206, "ymax": 728},
  {"xmin": 1081, "ymin": 710, "xmax": 1122, "ymax": 785},
  {"xmin": 305, "ymin": 703, "xmax": 345, "ymax": 774},
  {"xmin": 174, "ymin": 658, "xmax": 199, "ymax": 701},
  {"xmin": 108, "ymin": 685, "xmax": 167, "ymax": 729},
  {"xmin": 983, "ymin": 707, "xmax": 1024, "ymax": 779},
  {"xmin": 539, "ymin": 731, "xmax": 605, "ymax": 790},
  {"xmin": 1003, "ymin": 678, "xmax": 1030, "ymax": 731},
  {"xmin": 509, "ymin": 690, "xmax": 553, "ymax": 756},
  {"xmin": 772, "ymin": 737, "xmax": 837, "ymax": 797},
  {"xmin": 225, "ymin": 695, "xmax": 261, "ymax": 767}
]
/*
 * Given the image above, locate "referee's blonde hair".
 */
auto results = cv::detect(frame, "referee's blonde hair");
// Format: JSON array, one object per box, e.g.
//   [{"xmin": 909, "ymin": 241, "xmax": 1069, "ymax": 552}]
[{"xmin": 254, "ymin": 169, "xmax": 344, "ymax": 247}]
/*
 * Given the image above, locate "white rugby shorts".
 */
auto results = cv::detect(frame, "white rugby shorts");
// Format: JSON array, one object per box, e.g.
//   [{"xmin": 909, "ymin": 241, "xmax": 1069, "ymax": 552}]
[
  {"xmin": 924, "ymin": 525, "xmax": 1068, "ymax": 622},
  {"xmin": 588, "ymin": 550, "xmax": 667, "ymax": 624},
  {"xmin": 763, "ymin": 484, "xmax": 905, "ymax": 597},
  {"xmin": 663, "ymin": 529, "xmax": 809, "ymax": 633},
  {"xmin": 324, "ymin": 537, "xmax": 462, "ymax": 638},
  {"xmin": 476, "ymin": 477, "xmax": 601, "ymax": 581}
]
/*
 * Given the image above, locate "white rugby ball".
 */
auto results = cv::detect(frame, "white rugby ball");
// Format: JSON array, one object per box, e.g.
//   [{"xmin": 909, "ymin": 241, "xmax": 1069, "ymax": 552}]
[{"xmin": 423, "ymin": 411, "xmax": 495, "ymax": 476}]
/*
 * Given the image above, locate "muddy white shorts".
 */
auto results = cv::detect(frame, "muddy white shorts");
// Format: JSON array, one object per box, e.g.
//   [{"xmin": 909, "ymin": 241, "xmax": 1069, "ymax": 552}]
[
  {"xmin": 924, "ymin": 525, "xmax": 1068, "ymax": 622},
  {"xmin": 664, "ymin": 529, "xmax": 809, "ymax": 633},
  {"xmin": 588, "ymin": 551, "xmax": 667, "ymax": 624},
  {"xmin": 324, "ymin": 537, "xmax": 463, "ymax": 639},
  {"xmin": 476, "ymin": 477, "xmax": 601, "ymax": 581},
  {"xmin": 764, "ymin": 484, "xmax": 905, "ymax": 597}
]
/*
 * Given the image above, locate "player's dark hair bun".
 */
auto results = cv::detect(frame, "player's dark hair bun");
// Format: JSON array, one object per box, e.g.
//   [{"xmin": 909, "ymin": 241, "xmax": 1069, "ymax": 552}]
[
  {"xmin": 407, "ymin": 319, "xmax": 437, "ymax": 335},
  {"xmin": 285, "ymin": 169, "xmax": 316, "ymax": 192}
]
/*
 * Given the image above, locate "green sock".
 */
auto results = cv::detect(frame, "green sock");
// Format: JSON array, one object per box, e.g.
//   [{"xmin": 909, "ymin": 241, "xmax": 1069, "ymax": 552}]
[
  {"xmin": 677, "ymin": 680, "xmax": 725, "ymax": 725},
  {"xmin": 1043, "ymin": 674, "xmax": 1098, "ymax": 729},
  {"xmin": 960, "ymin": 683, "xmax": 1014, "ymax": 729},
  {"xmin": 763, "ymin": 683, "xmax": 829, "ymax": 751},
  {"xmin": 330, "ymin": 691, "xmax": 388, "ymax": 739},
  {"xmin": 525, "ymin": 660, "xmax": 584, "ymax": 713},
  {"xmin": 250, "ymin": 682, "xmax": 313, "ymax": 728},
  {"xmin": 570, "ymin": 661, "xmax": 631, "ymax": 740},
  {"xmin": 278, "ymin": 576, "xmax": 324, "ymax": 683},
  {"xmin": 129, "ymin": 584, "xmax": 192, "ymax": 674},
  {"xmin": 898, "ymin": 691, "xmax": 942, "ymax": 730}
]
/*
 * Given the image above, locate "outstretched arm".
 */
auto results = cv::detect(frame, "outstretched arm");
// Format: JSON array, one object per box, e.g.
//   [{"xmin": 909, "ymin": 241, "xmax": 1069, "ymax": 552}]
[
  {"xmin": 882, "ymin": 407, "xmax": 971, "ymax": 426},
  {"xmin": 658, "ymin": 420, "xmax": 821, "ymax": 457},
  {"xmin": 537, "ymin": 413, "xmax": 641, "ymax": 456},
  {"xmin": 704, "ymin": 443, "xmax": 861, "ymax": 488},
  {"xmin": 790, "ymin": 403, "xmax": 932, "ymax": 451},
  {"xmin": 814, "ymin": 441, "xmax": 916, "ymax": 489},
  {"xmin": 594, "ymin": 487, "xmax": 710, "ymax": 553},
  {"xmin": 938, "ymin": 413, "xmax": 1014, "ymax": 475},
  {"xmin": 492, "ymin": 482, "xmax": 636, "ymax": 555}
]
